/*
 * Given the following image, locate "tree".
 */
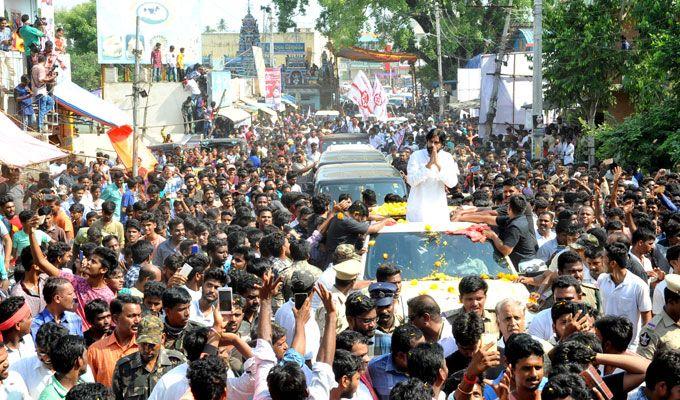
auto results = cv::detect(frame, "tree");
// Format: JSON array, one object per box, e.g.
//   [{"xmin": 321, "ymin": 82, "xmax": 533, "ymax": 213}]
[
  {"xmin": 217, "ymin": 18, "xmax": 227, "ymax": 32},
  {"xmin": 272, "ymin": 0, "xmax": 309, "ymax": 32},
  {"xmin": 591, "ymin": 0, "xmax": 680, "ymax": 170},
  {"xmin": 542, "ymin": 0, "xmax": 625, "ymax": 127},
  {"xmin": 273, "ymin": 0, "xmax": 530, "ymax": 84},
  {"xmin": 205, "ymin": 25, "xmax": 214, "ymax": 33},
  {"xmin": 55, "ymin": 0, "xmax": 99, "ymax": 89}
]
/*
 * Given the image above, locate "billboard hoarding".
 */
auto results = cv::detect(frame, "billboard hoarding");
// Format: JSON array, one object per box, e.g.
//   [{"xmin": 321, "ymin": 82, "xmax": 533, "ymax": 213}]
[
  {"xmin": 252, "ymin": 46, "xmax": 266, "ymax": 95},
  {"xmin": 96, "ymin": 0, "xmax": 201, "ymax": 65}
]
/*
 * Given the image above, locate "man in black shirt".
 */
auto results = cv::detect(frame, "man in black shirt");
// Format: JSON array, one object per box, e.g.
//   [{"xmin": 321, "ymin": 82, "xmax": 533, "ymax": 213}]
[
  {"xmin": 324, "ymin": 201, "xmax": 395, "ymax": 257},
  {"xmin": 486, "ymin": 195, "xmax": 538, "ymax": 266}
]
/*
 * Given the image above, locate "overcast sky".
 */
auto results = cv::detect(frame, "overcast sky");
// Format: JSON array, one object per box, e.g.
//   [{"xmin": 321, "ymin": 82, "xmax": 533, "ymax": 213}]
[{"xmin": 56, "ymin": 0, "xmax": 322, "ymax": 31}]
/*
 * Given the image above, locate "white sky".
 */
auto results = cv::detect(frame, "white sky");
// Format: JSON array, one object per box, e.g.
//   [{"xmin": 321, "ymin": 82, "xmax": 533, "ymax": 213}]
[{"xmin": 55, "ymin": 0, "xmax": 322, "ymax": 32}]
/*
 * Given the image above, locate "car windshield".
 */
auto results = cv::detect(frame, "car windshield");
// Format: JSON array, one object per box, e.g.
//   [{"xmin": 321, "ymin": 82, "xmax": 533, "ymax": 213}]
[
  {"xmin": 317, "ymin": 181, "xmax": 406, "ymax": 204},
  {"xmin": 364, "ymin": 231, "xmax": 513, "ymax": 280}
]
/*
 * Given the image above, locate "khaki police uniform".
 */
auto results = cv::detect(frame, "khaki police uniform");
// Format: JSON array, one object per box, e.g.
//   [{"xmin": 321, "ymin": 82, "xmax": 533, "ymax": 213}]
[
  {"xmin": 445, "ymin": 307, "xmax": 499, "ymax": 335},
  {"xmin": 636, "ymin": 274, "xmax": 680, "ymax": 359}
]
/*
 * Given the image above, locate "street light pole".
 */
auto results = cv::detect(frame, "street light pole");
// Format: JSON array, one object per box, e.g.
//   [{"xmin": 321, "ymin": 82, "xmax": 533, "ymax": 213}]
[
  {"xmin": 132, "ymin": 15, "xmax": 140, "ymax": 176},
  {"xmin": 531, "ymin": 0, "xmax": 544, "ymax": 159},
  {"xmin": 435, "ymin": 2, "xmax": 444, "ymax": 117}
]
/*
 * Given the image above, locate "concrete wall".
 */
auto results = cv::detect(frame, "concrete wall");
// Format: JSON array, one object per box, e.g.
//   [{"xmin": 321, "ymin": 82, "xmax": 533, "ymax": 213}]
[{"xmin": 102, "ymin": 81, "xmax": 188, "ymax": 141}]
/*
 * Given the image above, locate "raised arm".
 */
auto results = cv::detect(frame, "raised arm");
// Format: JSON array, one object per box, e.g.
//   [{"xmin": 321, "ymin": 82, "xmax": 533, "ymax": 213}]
[
  {"xmin": 26, "ymin": 217, "xmax": 61, "ymax": 277},
  {"xmin": 314, "ymin": 284, "xmax": 337, "ymax": 365},
  {"xmin": 290, "ymin": 293, "xmax": 311, "ymax": 356},
  {"xmin": 256, "ymin": 271, "xmax": 282, "ymax": 343}
]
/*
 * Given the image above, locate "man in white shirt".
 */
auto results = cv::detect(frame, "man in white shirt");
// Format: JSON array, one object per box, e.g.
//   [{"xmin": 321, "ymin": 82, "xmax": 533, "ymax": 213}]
[
  {"xmin": 629, "ymin": 228, "xmax": 656, "ymax": 273},
  {"xmin": 528, "ymin": 275, "xmax": 584, "ymax": 341},
  {"xmin": 406, "ymin": 129, "xmax": 459, "ymax": 223},
  {"xmin": 274, "ymin": 270, "xmax": 320, "ymax": 361},
  {"xmin": 598, "ymin": 242, "xmax": 652, "ymax": 349},
  {"xmin": 535, "ymin": 211, "xmax": 556, "ymax": 248},
  {"xmin": 188, "ymin": 268, "xmax": 229, "ymax": 327},
  {"xmin": 0, "ymin": 343, "xmax": 30, "ymax": 399},
  {"xmin": 165, "ymin": 45, "xmax": 177, "ymax": 82}
]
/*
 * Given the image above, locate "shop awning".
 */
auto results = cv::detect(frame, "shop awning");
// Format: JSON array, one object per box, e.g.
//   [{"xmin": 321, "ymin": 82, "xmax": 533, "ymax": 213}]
[
  {"xmin": 218, "ymin": 106, "xmax": 251, "ymax": 123},
  {"xmin": 53, "ymin": 81, "xmax": 130, "ymax": 127},
  {"xmin": 240, "ymin": 99, "xmax": 278, "ymax": 121},
  {"xmin": 281, "ymin": 94, "xmax": 298, "ymax": 109},
  {"xmin": 335, "ymin": 46, "xmax": 418, "ymax": 64},
  {"xmin": 0, "ymin": 113, "xmax": 68, "ymax": 167}
]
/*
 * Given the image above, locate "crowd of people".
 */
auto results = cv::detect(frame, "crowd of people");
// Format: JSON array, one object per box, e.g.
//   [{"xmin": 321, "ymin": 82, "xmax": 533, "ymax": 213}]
[
  {"xmin": 6, "ymin": 14, "xmax": 68, "ymax": 133},
  {"xmin": 0, "ymin": 108, "xmax": 677, "ymax": 400}
]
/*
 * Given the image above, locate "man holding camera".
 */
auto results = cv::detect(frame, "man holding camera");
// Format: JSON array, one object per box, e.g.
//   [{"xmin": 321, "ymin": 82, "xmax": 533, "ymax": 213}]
[{"xmin": 31, "ymin": 54, "xmax": 57, "ymax": 132}]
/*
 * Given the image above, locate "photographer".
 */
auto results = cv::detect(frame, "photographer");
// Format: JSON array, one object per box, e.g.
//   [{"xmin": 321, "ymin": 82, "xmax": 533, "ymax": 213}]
[{"xmin": 31, "ymin": 54, "xmax": 57, "ymax": 132}]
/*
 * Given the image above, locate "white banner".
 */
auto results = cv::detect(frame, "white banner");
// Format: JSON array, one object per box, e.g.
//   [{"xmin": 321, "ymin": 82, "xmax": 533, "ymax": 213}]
[
  {"xmin": 96, "ymin": 0, "xmax": 201, "ymax": 65},
  {"xmin": 347, "ymin": 70, "xmax": 374, "ymax": 120},
  {"xmin": 372, "ymin": 76, "xmax": 388, "ymax": 122}
]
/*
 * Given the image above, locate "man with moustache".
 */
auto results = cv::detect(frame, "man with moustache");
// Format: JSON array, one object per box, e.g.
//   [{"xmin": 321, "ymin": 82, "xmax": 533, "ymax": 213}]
[
  {"xmin": 369, "ymin": 282, "xmax": 399, "ymax": 356},
  {"xmin": 406, "ymin": 128, "xmax": 459, "ymax": 222}
]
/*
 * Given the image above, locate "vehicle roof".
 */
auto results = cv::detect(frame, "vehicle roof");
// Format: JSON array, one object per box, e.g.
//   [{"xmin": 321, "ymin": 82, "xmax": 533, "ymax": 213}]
[
  {"xmin": 321, "ymin": 133, "xmax": 369, "ymax": 140},
  {"xmin": 319, "ymin": 151, "xmax": 386, "ymax": 165},
  {"xmin": 375, "ymin": 221, "xmax": 477, "ymax": 233},
  {"xmin": 315, "ymin": 163, "xmax": 403, "ymax": 181},
  {"xmin": 324, "ymin": 144, "xmax": 377, "ymax": 152}
]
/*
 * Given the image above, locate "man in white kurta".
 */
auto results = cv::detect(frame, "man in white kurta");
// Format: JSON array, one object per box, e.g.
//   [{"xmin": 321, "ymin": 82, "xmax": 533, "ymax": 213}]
[{"xmin": 406, "ymin": 130, "xmax": 459, "ymax": 222}]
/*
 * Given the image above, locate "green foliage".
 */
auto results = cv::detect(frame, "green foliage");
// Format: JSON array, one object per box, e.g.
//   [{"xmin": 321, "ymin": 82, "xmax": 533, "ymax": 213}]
[
  {"xmin": 595, "ymin": 98, "xmax": 680, "ymax": 171},
  {"xmin": 272, "ymin": 0, "xmax": 310, "ymax": 32},
  {"xmin": 624, "ymin": 0, "xmax": 680, "ymax": 108},
  {"xmin": 55, "ymin": 0, "xmax": 99, "ymax": 89},
  {"xmin": 217, "ymin": 19, "xmax": 227, "ymax": 32},
  {"xmin": 276, "ymin": 0, "xmax": 530, "ymax": 82},
  {"xmin": 542, "ymin": 0, "xmax": 625, "ymax": 126}
]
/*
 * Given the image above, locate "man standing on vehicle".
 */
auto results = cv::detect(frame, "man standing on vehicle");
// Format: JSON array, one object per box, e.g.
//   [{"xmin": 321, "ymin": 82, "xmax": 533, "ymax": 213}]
[{"xmin": 406, "ymin": 128, "xmax": 459, "ymax": 223}]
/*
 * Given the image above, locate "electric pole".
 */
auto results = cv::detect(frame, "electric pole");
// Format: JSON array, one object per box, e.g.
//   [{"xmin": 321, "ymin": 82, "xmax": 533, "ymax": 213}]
[
  {"xmin": 484, "ymin": 0, "xmax": 513, "ymax": 136},
  {"xmin": 132, "ymin": 15, "xmax": 140, "ymax": 176},
  {"xmin": 435, "ymin": 2, "xmax": 444, "ymax": 117},
  {"xmin": 531, "ymin": 0, "xmax": 544, "ymax": 159},
  {"xmin": 269, "ymin": 8, "xmax": 275, "ymax": 68}
]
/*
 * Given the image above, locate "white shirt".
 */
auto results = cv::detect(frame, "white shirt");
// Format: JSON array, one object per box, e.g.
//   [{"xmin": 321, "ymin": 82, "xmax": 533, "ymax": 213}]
[
  {"xmin": 535, "ymin": 229, "xmax": 556, "ymax": 249},
  {"xmin": 527, "ymin": 308, "xmax": 554, "ymax": 341},
  {"xmin": 188, "ymin": 298, "xmax": 214, "ymax": 327},
  {"xmin": 185, "ymin": 79, "xmax": 201, "ymax": 95},
  {"xmin": 437, "ymin": 318, "xmax": 456, "ymax": 357},
  {"xmin": 9, "ymin": 355, "xmax": 94, "ymax": 399},
  {"xmin": 7, "ymin": 335, "xmax": 35, "ymax": 366},
  {"xmin": 181, "ymin": 285, "xmax": 202, "ymax": 302},
  {"xmin": 149, "ymin": 358, "xmax": 257, "ymax": 400},
  {"xmin": 652, "ymin": 278, "xmax": 669, "ymax": 315},
  {"xmin": 406, "ymin": 149, "xmax": 459, "ymax": 223},
  {"xmin": 274, "ymin": 299, "xmax": 320, "ymax": 361},
  {"xmin": 629, "ymin": 251, "xmax": 653, "ymax": 272},
  {"xmin": 352, "ymin": 381, "xmax": 374, "ymax": 400},
  {"xmin": 165, "ymin": 51, "xmax": 177, "ymax": 66},
  {"xmin": 253, "ymin": 340, "xmax": 336, "ymax": 400},
  {"xmin": 0, "ymin": 371, "xmax": 30, "ymax": 400},
  {"xmin": 597, "ymin": 271, "xmax": 652, "ymax": 349}
]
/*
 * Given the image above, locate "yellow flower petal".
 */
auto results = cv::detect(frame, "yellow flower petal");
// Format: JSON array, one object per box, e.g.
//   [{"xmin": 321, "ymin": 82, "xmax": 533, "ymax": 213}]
[
  {"xmin": 336, "ymin": 212, "xmax": 344, "ymax": 220},
  {"xmin": 382, "ymin": 253, "xmax": 389, "ymax": 260},
  {"xmin": 447, "ymin": 286, "xmax": 456, "ymax": 294},
  {"xmin": 434, "ymin": 261, "xmax": 442, "ymax": 268},
  {"xmin": 368, "ymin": 240, "xmax": 376, "ymax": 247},
  {"xmin": 480, "ymin": 273, "xmax": 489, "ymax": 279},
  {"xmin": 410, "ymin": 279, "xmax": 418, "ymax": 286},
  {"xmin": 429, "ymin": 283, "xmax": 439, "ymax": 290},
  {"xmin": 424, "ymin": 224, "xmax": 432, "ymax": 231}
]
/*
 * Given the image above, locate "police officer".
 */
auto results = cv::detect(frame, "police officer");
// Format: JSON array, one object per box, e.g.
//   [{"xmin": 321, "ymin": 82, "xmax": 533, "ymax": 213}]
[
  {"xmin": 316, "ymin": 258, "xmax": 363, "ymax": 335},
  {"xmin": 112, "ymin": 315, "xmax": 186, "ymax": 400},
  {"xmin": 637, "ymin": 275, "xmax": 680, "ymax": 359},
  {"xmin": 369, "ymin": 282, "xmax": 399, "ymax": 357}
]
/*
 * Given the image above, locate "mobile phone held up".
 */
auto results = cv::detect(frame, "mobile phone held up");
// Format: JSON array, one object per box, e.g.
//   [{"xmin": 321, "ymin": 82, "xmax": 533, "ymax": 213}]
[
  {"xmin": 218, "ymin": 287, "xmax": 233, "ymax": 314},
  {"xmin": 178, "ymin": 263, "xmax": 193, "ymax": 279},
  {"xmin": 294, "ymin": 293, "xmax": 308, "ymax": 310},
  {"xmin": 190, "ymin": 244, "xmax": 200, "ymax": 255}
]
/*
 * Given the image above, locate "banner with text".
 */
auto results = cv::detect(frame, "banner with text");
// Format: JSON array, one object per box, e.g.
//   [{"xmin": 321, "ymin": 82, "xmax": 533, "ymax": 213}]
[{"xmin": 265, "ymin": 67, "xmax": 282, "ymax": 109}]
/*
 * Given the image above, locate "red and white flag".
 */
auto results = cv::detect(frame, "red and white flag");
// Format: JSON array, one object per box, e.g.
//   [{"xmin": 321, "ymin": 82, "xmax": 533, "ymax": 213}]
[
  {"xmin": 348, "ymin": 71, "xmax": 374, "ymax": 119},
  {"xmin": 372, "ymin": 75, "xmax": 388, "ymax": 122}
]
